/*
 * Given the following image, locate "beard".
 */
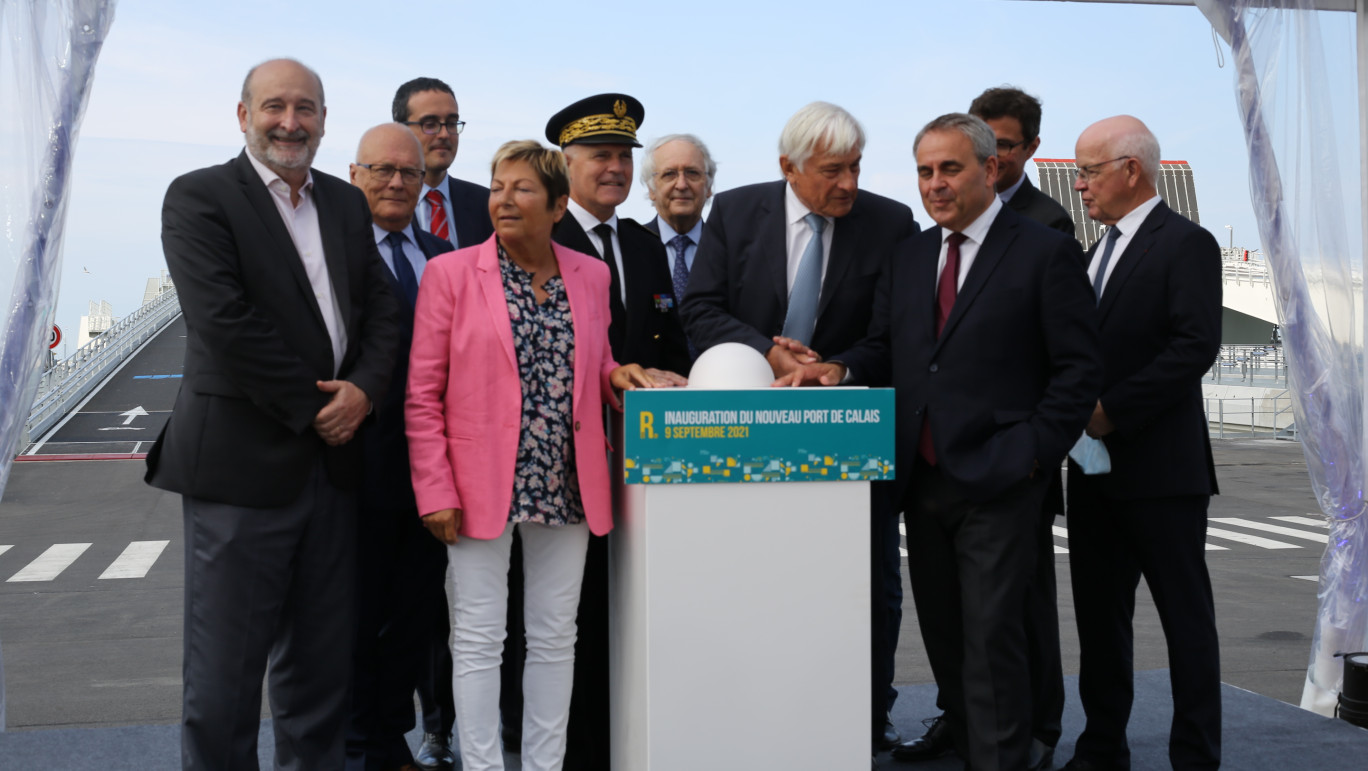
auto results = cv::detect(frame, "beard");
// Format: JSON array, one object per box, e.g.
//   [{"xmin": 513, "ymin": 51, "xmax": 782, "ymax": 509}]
[{"xmin": 246, "ymin": 124, "xmax": 318, "ymax": 174}]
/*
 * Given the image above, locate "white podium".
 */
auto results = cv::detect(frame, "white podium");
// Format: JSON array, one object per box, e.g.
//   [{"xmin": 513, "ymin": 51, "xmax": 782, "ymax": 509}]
[{"xmin": 609, "ymin": 387, "xmax": 894, "ymax": 771}]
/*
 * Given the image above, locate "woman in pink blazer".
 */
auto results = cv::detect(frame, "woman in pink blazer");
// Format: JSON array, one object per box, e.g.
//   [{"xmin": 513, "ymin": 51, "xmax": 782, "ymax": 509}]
[{"xmin": 406, "ymin": 140, "xmax": 653, "ymax": 771}]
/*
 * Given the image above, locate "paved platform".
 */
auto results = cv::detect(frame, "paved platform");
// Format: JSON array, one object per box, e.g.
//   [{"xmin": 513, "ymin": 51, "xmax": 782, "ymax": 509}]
[{"xmin": 1, "ymin": 673, "xmax": 1364, "ymax": 769}]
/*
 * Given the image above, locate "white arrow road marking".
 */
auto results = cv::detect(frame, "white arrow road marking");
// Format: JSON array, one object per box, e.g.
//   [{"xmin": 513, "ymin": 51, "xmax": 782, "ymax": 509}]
[
  {"xmin": 1210, "ymin": 518, "xmax": 1328, "ymax": 544},
  {"xmin": 99, "ymin": 540, "xmax": 171, "ymax": 579},
  {"xmin": 7, "ymin": 543, "xmax": 92, "ymax": 582},
  {"xmin": 120, "ymin": 406, "xmax": 149, "ymax": 425}
]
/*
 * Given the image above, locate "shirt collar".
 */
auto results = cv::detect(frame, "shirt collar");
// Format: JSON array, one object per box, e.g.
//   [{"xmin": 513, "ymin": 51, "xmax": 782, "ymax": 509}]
[
  {"xmin": 372, "ymin": 222, "xmax": 415, "ymax": 247},
  {"xmin": 943, "ymin": 195, "xmax": 1003, "ymax": 246},
  {"xmin": 784, "ymin": 182, "xmax": 835, "ymax": 230},
  {"xmin": 655, "ymin": 216, "xmax": 703, "ymax": 244},
  {"xmin": 1113, "ymin": 194, "xmax": 1164, "ymax": 237},
  {"xmin": 245, "ymin": 148, "xmax": 314, "ymax": 197},
  {"xmin": 998, "ymin": 172, "xmax": 1027, "ymax": 203},
  {"xmin": 421, "ymin": 173, "xmax": 450, "ymax": 202},
  {"xmin": 568, "ymin": 197, "xmax": 617, "ymax": 233}
]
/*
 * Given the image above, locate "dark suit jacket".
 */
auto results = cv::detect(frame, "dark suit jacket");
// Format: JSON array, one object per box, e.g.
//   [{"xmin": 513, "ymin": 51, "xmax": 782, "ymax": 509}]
[
  {"xmin": 838, "ymin": 205, "xmax": 1101, "ymax": 503},
  {"xmin": 1068, "ymin": 201, "xmax": 1221, "ymax": 502},
  {"xmin": 553, "ymin": 214, "xmax": 690, "ymax": 373},
  {"xmin": 360, "ymin": 225, "xmax": 454, "ymax": 514},
  {"xmin": 147, "ymin": 150, "xmax": 401, "ymax": 507},
  {"xmin": 680, "ymin": 180, "xmax": 919, "ymax": 358},
  {"xmin": 1006, "ymin": 176, "xmax": 1075, "ymax": 237},
  {"xmin": 445, "ymin": 175, "xmax": 494, "ymax": 249}
]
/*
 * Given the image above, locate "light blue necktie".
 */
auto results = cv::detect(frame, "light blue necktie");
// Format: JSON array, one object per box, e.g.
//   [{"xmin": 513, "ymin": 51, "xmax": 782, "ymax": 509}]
[
  {"xmin": 1092, "ymin": 226, "xmax": 1122, "ymax": 304},
  {"xmin": 782, "ymin": 213, "xmax": 827, "ymax": 345}
]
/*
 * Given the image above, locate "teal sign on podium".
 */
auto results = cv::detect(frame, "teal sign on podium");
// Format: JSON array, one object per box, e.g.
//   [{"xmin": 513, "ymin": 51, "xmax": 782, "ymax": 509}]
[{"xmin": 622, "ymin": 388, "xmax": 895, "ymax": 484}]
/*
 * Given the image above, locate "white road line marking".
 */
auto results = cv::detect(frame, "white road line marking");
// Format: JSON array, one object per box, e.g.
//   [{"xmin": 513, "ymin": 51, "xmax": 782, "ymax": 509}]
[
  {"xmin": 1272, "ymin": 516, "xmax": 1330, "ymax": 529},
  {"xmin": 1054, "ymin": 545, "xmax": 1069, "ymax": 554},
  {"xmin": 0, "ymin": 545, "xmax": 11, "ymax": 558},
  {"xmin": 98, "ymin": 540, "xmax": 170, "ymax": 579},
  {"xmin": 1206, "ymin": 543, "xmax": 1229, "ymax": 551},
  {"xmin": 899, "ymin": 547, "xmax": 908, "ymax": 557},
  {"xmin": 1205, "ymin": 527, "xmax": 1300, "ymax": 549},
  {"xmin": 1291, "ymin": 575, "xmax": 1319, "ymax": 582},
  {"xmin": 7, "ymin": 543, "xmax": 92, "ymax": 582},
  {"xmin": 1210, "ymin": 518, "xmax": 1328, "ymax": 544},
  {"xmin": 1052, "ymin": 525, "xmax": 1069, "ymax": 539},
  {"xmin": 899, "ymin": 523, "xmax": 906, "ymax": 537}
]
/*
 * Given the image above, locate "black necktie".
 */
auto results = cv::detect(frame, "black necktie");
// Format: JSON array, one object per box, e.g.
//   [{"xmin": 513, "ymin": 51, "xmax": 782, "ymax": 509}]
[
  {"xmin": 592, "ymin": 223, "xmax": 626, "ymax": 358},
  {"xmin": 385, "ymin": 230, "xmax": 419, "ymax": 306},
  {"xmin": 1092, "ymin": 226, "xmax": 1122, "ymax": 304}
]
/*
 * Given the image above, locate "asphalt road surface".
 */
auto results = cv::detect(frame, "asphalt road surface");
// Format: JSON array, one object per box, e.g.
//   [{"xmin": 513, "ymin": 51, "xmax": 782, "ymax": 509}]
[{"xmin": 0, "ymin": 435, "xmax": 1326, "ymax": 731}]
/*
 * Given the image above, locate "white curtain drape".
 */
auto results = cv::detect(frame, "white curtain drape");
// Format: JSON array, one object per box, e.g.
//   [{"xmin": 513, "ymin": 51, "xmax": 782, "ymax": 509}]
[
  {"xmin": 0, "ymin": 0, "xmax": 117, "ymax": 728},
  {"xmin": 1198, "ymin": 0, "xmax": 1367, "ymax": 715}
]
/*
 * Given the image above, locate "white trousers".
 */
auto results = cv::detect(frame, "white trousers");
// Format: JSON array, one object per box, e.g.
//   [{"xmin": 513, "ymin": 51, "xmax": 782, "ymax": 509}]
[{"xmin": 447, "ymin": 521, "xmax": 590, "ymax": 771}]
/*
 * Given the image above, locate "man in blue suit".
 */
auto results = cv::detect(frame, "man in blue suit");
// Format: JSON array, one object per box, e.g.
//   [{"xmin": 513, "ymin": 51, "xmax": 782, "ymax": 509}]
[
  {"xmin": 394, "ymin": 77, "xmax": 493, "ymax": 249},
  {"xmin": 344, "ymin": 123, "xmax": 456, "ymax": 771}
]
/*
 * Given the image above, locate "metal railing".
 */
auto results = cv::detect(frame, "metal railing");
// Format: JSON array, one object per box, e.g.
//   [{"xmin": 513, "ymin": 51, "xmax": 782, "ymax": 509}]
[
  {"xmin": 1220, "ymin": 254, "xmax": 1271, "ymax": 288},
  {"xmin": 25, "ymin": 287, "xmax": 181, "ymax": 440},
  {"xmin": 1205, "ymin": 344, "xmax": 1288, "ymax": 387},
  {"xmin": 1205, "ymin": 390, "xmax": 1297, "ymax": 440}
]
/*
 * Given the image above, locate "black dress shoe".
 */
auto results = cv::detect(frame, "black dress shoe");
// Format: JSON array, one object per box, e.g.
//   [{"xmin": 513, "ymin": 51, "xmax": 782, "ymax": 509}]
[
  {"xmin": 880, "ymin": 711, "xmax": 903, "ymax": 751},
  {"xmin": 413, "ymin": 732, "xmax": 455, "ymax": 771},
  {"xmin": 1027, "ymin": 739, "xmax": 1056, "ymax": 771},
  {"xmin": 890, "ymin": 714, "xmax": 956, "ymax": 762}
]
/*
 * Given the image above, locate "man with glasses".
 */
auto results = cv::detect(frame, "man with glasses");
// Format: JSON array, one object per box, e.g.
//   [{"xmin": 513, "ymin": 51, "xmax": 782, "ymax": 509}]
[
  {"xmin": 890, "ymin": 86, "xmax": 1076, "ymax": 771},
  {"xmin": 640, "ymin": 133, "xmax": 716, "ymax": 356},
  {"xmin": 394, "ymin": 77, "xmax": 494, "ymax": 250},
  {"xmin": 391, "ymin": 76, "xmax": 492, "ymax": 771},
  {"xmin": 1062, "ymin": 116, "xmax": 1222, "ymax": 771},
  {"xmin": 345, "ymin": 123, "xmax": 456, "ymax": 771}
]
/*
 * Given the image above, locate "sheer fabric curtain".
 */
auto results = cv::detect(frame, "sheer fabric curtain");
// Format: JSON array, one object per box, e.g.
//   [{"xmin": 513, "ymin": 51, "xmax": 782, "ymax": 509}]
[
  {"xmin": 1198, "ymin": 0, "xmax": 1366, "ymax": 715},
  {"xmin": 0, "ymin": 0, "xmax": 116, "ymax": 728}
]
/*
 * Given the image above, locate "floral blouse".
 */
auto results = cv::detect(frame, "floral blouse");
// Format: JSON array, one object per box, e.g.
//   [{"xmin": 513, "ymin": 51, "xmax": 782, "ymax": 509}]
[{"xmin": 499, "ymin": 244, "xmax": 585, "ymax": 526}]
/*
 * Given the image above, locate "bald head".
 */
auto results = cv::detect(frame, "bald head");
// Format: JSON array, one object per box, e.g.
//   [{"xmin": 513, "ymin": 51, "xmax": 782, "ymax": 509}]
[
  {"xmin": 1073, "ymin": 115, "xmax": 1160, "ymax": 225},
  {"xmin": 350, "ymin": 123, "xmax": 426, "ymax": 232}
]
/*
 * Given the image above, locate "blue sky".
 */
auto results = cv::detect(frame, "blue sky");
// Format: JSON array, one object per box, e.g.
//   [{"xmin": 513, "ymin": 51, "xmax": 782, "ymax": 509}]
[{"xmin": 44, "ymin": 0, "xmax": 1361, "ymax": 350}]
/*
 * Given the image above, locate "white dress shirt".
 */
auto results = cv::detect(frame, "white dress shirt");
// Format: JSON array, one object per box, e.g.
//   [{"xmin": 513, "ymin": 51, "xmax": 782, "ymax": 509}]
[
  {"xmin": 419, "ymin": 173, "xmax": 462, "ymax": 248},
  {"xmin": 783, "ymin": 183, "xmax": 836, "ymax": 295},
  {"xmin": 567, "ymin": 198, "xmax": 627, "ymax": 305},
  {"xmin": 372, "ymin": 222, "xmax": 428, "ymax": 286},
  {"xmin": 654, "ymin": 216, "xmax": 704, "ymax": 273},
  {"xmin": 245, "ymin": 150, "xmax": 347, "ymax": 374},
  {"xmin": 935, "ymin": 195, "xmax": 1003, "ymax": 293},
  {"xmin": 1088, "ymin": 194, "xmax": 1162, "ymax": 295}
]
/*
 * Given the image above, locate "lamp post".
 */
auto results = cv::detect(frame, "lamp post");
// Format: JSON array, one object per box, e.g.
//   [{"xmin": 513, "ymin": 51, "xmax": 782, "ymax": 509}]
[{"xmin": 1224, "ymin": 224, "xmax": 1233, "ymax": 249}]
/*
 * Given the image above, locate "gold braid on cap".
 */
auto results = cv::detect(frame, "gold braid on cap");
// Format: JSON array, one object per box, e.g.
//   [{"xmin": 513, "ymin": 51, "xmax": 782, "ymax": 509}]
[{"xmin": 559, "ymin": 113, "xmax": 638, "ymax": 146}]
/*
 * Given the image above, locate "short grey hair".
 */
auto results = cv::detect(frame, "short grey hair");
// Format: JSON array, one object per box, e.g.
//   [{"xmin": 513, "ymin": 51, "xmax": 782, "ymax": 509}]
[
  {"xmin": 241, "ymin": 58, "xmax": 325, "ymax": 107},
  {"xmin": 913, "ymin": 113, "xmax": 996, "ymax": 165},
  {"xmin": 640, "ymin": 134, "xmax": 718, "ymax": 197},
  {"xmin": 1114, "ymin": 123, "xmax": 1161, "ymax": 182},
  {"xmin": 778, "ymin": 102, "xmax": 866, "ymax": 171}
]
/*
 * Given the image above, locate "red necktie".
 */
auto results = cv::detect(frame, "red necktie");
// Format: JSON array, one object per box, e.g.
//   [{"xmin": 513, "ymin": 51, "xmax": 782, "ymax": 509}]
[
  {"xmin": 920, "ymin": 232, "xmax": 967, "ymax": 465},
  {"xmin": 425, "ymin": 189, "xmax": 449, "ymax": 241}
]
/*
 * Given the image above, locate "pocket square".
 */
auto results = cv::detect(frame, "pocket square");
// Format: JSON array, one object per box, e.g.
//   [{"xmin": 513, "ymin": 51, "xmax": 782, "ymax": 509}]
[{"xmin": 1069, "ymin": 434, "xmax": 1111, "ymax": 475}]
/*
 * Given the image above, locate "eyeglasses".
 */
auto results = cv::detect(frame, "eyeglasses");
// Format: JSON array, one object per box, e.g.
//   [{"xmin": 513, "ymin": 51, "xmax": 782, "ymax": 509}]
[
  {"xmin": 403, "ymin": 118, "xmax": 466, "ymax": 135},
  {"xmin": 995, "ymin": 138, "xmax": 1026, "ymax": 153},
  {"xmin": 656, "ymin": 167, "xmax": 705, "ymax": 184},
  {"xmin": 1075, "ymin": 156, "xmax": 1132, "ymax": 182},
  {"xmin": 356, "ymin": 164, "xmax": 424, "ymax": 184}
]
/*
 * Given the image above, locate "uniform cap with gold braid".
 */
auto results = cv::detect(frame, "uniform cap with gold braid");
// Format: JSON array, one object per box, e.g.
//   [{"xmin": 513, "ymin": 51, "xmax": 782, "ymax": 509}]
[{"xmin": 545, "ymin": 93, "xmax": 644, "ymax": 148}]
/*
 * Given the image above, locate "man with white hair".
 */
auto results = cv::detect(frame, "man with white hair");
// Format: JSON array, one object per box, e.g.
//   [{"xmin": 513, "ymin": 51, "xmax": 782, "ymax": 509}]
[
  {"xmin": 1062, "ymin": 115, "xmax": 1222, "ymax": 771},
  {"xmin": 681, "ymin": 101, "xmax": 918, "ymax": 756},
  {"xmin": 641, "ymin": 134, "xmax": 716, "ymax": 345}
]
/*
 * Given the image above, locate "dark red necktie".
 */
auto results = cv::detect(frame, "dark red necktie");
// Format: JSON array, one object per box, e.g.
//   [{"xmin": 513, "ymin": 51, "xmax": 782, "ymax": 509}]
[
  {"xmin": 920, "ymin": 231, "xmax": 967, "ymax": 465},
  {"xmin": 425, "ymin": 189, "xmax": 449, "ymax": 241}
]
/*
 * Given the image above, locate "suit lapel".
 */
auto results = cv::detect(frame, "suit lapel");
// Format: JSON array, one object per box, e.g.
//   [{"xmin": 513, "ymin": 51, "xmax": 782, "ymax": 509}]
[
  {"xmin": 476, "ymin": 241, "xmax": 518, "ymax": 371},
  {"xmin": 233, "ymin": 152, "xmax": 329, "ymax": 336},
  {"xmin": 312, "ymin": 179, "xmax": 352, "ymax": 327},
  {"xmin": 1098, "ymin": 202, "xmax": 1167, "ymax": 323},
  {"xmin": 935, "ymin": 208, "xmax": 1017, "ymax": 351},
  {"xmin": 553, "ymin": 216, "xmax": 599, "ymax": 258}
]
